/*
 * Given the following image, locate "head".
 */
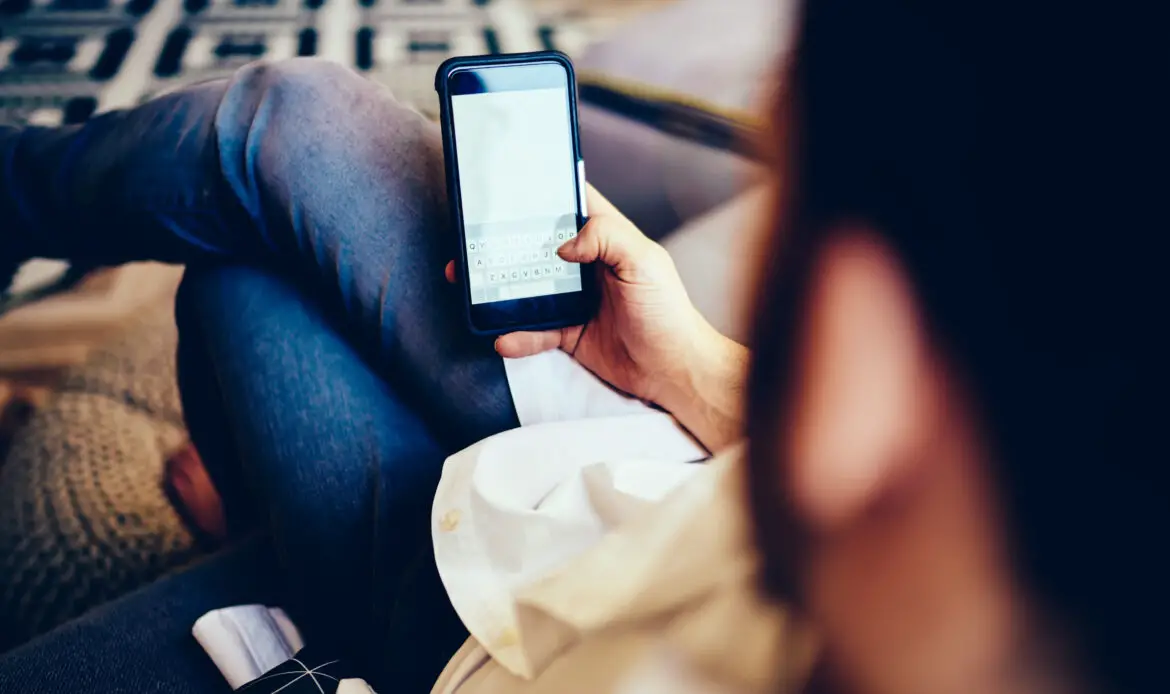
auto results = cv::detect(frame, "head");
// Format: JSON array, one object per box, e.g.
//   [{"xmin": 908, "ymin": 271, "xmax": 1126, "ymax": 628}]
[{"xmin": 745, "ymin": 2, "xmax": 1166, "ymax": 693}]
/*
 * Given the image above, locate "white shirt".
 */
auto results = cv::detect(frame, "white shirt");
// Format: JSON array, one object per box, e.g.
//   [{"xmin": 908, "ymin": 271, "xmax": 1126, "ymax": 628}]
[
  {"xmin": 432, "ymin": 411, "xmax": 706, "ymax": 679},
  {"xmin": 425, "ymin": 352, "xmax": 813, "ymax": 693}
]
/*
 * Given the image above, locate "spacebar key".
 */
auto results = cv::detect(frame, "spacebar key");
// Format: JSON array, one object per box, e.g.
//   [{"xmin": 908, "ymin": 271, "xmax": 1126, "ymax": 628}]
[{"xmin": 503, "ymin": 280, "xmax": 557, "ymax": 301}]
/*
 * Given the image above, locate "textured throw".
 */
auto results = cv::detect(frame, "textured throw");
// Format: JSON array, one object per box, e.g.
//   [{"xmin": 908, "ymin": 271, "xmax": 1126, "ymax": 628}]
[{"xmin": 0, "ymin": 302, "xmax": 199, "ymax": 651}]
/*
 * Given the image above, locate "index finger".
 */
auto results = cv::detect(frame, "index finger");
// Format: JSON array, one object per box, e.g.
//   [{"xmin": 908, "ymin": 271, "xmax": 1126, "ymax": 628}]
[{"xmin": 495, "ymin": 330, "xmax": 563, "ymax": 358}]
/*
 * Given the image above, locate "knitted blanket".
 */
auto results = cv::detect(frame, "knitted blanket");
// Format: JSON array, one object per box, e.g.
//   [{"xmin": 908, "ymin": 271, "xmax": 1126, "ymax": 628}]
[{"xmin": 0, "ymin": 302, "xmax": 199, "ymax": 651}]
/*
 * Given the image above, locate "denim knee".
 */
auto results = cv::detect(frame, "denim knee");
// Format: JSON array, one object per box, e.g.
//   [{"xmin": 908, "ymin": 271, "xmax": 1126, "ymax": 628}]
[
  {"xmin": 211, "ymin": 58, "xmax": 439, "ymax": 251},
  {"xmin": 214, "ymin": 57, "xmax": 414, "ymax": 159},
  {"xmin": 225, "ymin": 58, "xmax": 381, "ymax": 118}
]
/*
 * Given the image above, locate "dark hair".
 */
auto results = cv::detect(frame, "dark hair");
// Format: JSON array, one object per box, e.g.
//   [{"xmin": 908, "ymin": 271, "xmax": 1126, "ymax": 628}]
[{"xmin": 745, "ymin": 1, "xmax": 1167, "ymax": 691}]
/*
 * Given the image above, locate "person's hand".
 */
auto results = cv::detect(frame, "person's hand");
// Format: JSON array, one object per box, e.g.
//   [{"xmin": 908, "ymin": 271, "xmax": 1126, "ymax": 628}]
[{"xmin": 446, "ymin": 186, "xmax": 747, "ymax": 449}]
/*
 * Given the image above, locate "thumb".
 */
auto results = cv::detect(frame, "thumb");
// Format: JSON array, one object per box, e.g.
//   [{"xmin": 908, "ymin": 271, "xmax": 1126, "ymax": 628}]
[{"xmin": 557, "ymin": 217, "xmax": 649, "ymax": 273}]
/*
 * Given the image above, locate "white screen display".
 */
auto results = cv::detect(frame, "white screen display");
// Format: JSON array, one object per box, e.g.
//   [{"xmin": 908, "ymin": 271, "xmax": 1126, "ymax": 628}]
[{"xmin": 452, "ymin": 87, "xmax": 582, "ymax": 305}]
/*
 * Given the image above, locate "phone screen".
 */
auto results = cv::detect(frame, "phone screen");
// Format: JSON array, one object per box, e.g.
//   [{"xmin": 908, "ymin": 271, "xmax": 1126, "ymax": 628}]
[{"xmin": 450, "ymin": 63, "xmax": 583, "ymax": 306}]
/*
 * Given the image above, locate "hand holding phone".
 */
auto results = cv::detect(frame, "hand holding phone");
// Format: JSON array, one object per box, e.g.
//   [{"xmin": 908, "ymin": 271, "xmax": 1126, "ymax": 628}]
[
  {"xmin": 436, "ymin": 51, "xmax": 596, "ymax": 335},
  {"xmin": 446, "ymin": 184, "xmax": 733, "ymax": 417},
  {"xmin": 436, "ymin": 51, "xmax": 741, "ymax": 429}
]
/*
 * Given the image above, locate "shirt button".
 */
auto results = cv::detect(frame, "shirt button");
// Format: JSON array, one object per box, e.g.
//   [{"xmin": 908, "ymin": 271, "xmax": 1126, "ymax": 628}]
[{"xmin": 438, "ymin": 509, "xmax": 461, "ymax": 532}]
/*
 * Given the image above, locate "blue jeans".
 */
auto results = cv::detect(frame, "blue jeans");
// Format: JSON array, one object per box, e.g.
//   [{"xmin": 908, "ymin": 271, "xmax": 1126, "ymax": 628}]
[
  {"xmin": 2, "ymin": 57, "xmax": 518, "ymax": 444},
  {"xmin": 0, "ymin": 59, "xmax": 520, "ymax": 691},
  {"xmin": 0, "ymin": 268, "xmax": 470, "ymax": 693},
  {"xmin": 175, "ymin": 266, "xmax": 472, "ymax": 690}
]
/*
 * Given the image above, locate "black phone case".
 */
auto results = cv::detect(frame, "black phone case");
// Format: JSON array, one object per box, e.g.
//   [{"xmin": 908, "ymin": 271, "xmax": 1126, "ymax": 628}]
[{"xmin": 435, "ymin": 51, "xmax": 593, "ymax": 336}]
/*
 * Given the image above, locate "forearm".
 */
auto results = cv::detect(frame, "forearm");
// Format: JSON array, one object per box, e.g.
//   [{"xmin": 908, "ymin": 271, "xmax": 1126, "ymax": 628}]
[{"xmin": 660, "ymin": 317, "xmax": 750, "ymax": 453}]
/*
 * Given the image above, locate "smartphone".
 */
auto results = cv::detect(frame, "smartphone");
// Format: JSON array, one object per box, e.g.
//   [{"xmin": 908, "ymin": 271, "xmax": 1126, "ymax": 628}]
[{"xmin": 436, "ymin": 51, "xmax": 597, "ymax": 335}]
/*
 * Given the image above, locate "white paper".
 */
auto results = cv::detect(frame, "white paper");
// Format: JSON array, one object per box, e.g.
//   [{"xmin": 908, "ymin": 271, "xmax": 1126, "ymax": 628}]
[{"xmin": 192, "ymin": 606, "xmax": 304, "ymax": 690}]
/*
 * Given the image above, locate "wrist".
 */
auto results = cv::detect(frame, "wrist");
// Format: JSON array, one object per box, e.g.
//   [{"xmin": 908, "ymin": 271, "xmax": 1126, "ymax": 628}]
[{"xmin": 658, "ymin": 313, "xmax": 750, "ymax": 451}]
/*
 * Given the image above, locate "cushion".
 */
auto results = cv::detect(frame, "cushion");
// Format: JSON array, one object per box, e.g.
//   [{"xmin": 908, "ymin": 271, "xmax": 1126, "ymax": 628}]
[
  {"xmin": 662, "ymin": 185, "xmax": 771, "ymax": 344},
  {"xmin": 575, "ymin": 0, "xmax": 794, "ymax": 238},
  {"xmin": 0, "ymin": 301, "xmax": 198, "ymax": 651}
]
